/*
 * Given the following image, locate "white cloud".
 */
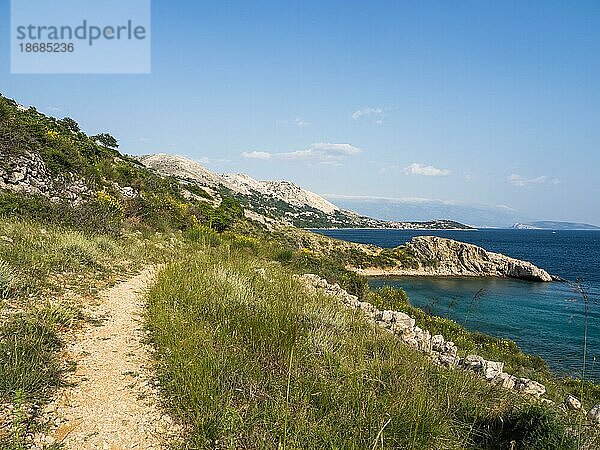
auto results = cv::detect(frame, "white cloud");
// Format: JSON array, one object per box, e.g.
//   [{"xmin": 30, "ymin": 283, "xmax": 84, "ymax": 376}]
[
  {"xmin": 402, "ymin": 163, "xmax": 451, "ymax": 177},
  {"xmin": 507, "ymin": 174, "xmax": 561, "ymax": 187},
  {"xmin": 352, "ymin": 107, "xmax": 385, "ymax": 120},
  {"xmin": 241, "ymin": 151, "xmax": 272, "ymax": 160},
  {"xmin": 241, "ymin": 143, "xmax": 362, "ymax": 164}
]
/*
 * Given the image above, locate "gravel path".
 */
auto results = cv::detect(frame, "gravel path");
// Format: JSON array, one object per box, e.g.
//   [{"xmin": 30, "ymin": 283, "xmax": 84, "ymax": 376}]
[{"xmin": 34, "ymin": 268, "xmax": 179, "ymax": 450}]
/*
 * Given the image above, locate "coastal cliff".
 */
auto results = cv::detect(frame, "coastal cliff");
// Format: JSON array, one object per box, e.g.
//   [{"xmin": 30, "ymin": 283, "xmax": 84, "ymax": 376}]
[{"xmin": 357, "ymin": 236, "xmax": 554, "ymax": 282}]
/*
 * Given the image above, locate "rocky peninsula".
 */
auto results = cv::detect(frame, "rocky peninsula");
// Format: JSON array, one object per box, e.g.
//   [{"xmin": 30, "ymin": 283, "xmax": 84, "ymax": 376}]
[{"xmin": 356, "ymin": 236, "xmax": 554, "ymax": 282}]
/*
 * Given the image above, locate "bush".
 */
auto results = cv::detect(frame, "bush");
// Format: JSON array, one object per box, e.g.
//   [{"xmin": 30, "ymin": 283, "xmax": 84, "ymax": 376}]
[
  {"xmin": 0, "ymin": 191, "xmax": 123, "ymax": 236},
  {"xmin": 184, "ymin": 225, "xmax": 221, "ymax": 247},
  {"xmin": 207, "ymin": 197, "xmax": 244, "ymax": 232},
  {"xmin": 225, "ymin": 233, "xmax": 259, "ymax": 251},
  {"xmin": 274, "ymin": 247, "xmax": 294, "ymax": 262}
]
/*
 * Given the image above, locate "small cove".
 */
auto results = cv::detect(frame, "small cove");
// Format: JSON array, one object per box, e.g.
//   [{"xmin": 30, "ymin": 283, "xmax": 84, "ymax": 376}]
[{"xmin": 312, "ymin": 228, "xmax": 600, "ymax": 381}]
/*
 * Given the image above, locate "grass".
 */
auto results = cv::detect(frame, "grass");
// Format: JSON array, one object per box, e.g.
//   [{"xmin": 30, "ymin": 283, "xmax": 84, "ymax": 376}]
[
  {"xmin": 368, "ymin": 286, "xmax": 600, "ymax": 412},
  {"xmin": 0, "ymin": 213, "xmax": 596, "ymax": 448},
  {"xmin": 0, "ymin": 217, "xmax": 204, "ymax": 448},
  {"xmin": 146, "ymin": 244, "xmax": 577, "ymax": 449}
]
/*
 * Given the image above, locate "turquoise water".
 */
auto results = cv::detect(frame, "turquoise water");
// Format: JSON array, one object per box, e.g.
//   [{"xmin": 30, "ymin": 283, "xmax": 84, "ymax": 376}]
[{"xmin": 312, "ymin": 229, "xmax": 600, "ymax": 381}]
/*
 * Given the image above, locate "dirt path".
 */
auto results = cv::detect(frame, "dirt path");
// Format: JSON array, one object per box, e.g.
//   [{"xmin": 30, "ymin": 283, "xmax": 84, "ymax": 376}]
[{"xmin": 34, "ymin": 268, "xmax": 179, "ymax": 450}]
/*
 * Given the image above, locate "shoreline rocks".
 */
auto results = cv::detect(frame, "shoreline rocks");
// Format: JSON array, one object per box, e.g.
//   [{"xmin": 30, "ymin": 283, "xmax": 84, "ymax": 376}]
[{"xmin": 300, "ymin": 273, "xmax": 548, "ymax": 398}]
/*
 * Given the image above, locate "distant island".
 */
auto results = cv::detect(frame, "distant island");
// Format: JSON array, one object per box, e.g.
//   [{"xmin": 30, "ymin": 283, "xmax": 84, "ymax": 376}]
[
  {"xmin": 316, "ymin": 219, "xmax": 475, "ymax": 230},
  {"xmin": 513, "ymin": 221, "xmax": 600, "ymax": 230}
]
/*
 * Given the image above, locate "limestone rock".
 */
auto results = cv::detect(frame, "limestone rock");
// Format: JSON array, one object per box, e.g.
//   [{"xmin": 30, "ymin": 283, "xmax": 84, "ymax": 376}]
[
  {"xmin": 514, "ymin": 378, "xmax": 546, "ymax": 397},
  {"xmin": 462, "ymin": 355, "xmax": 486, "ymax": 373},
  {"xmin": 431, "ymin": 335, "xmax": 445, "ymax": 352},
  {"xmin": 588, "ymin": 405, "xmax": 600, "ymax": 424},
  {"xmin": 405, "ymin": 236, "xmax": 553, "ymax": 281},
  {"xmin": 483, "ymin": 360, "xmax": 504, "ymax": 381},
  {"xmin": 564, "ymin": 394, "xmax": 582, "ymax": 410},
  {"xmin": 490, "ymin": 372, "xmax": 517, "ymax": 390},
  {"xmin": 438, "ymin": 354, "xmax": 460, "ymax": 367}
]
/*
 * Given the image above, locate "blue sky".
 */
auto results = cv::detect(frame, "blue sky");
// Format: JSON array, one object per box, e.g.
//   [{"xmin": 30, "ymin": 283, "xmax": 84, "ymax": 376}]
[{"xmin": 1, "ymin": 1, "xmax": 599, "ymax": 224}]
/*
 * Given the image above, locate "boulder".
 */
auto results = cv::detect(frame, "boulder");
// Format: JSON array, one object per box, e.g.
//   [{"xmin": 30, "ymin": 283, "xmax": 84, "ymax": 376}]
[
  {"xmin": 588, "ymin": 405, "xmax": 600, "ymax": 424},
  {"xmin": 392, "ymin": 312, "xmax": 416, "ymax": 329},
  {"xmin": 462, "ymin": 355, "xmax": 486, "ymax": 373},
  {"xmin": 564, "ymin": 394, "xmax": 582, "ymax": 411},
  {"xmin": 515, "ymin": 378, "xmax": 546, "ymax": 397},
  {"xmin": 441, "ymin": 341, "xmax": 458, "ymax": 357},
  {"xmin": 439, "ymin": 354, "xmax": 460, "ymax": 367},
  {"xmin": 483, "ymin": 360, "xmax": 504, "ymax": 381},
  {"xmin": 431, "ymin": 335, "xmax": 445, "ymax": 352},
  {"xmin": 376, "ymin": 310, "xmax": 394, "ymax": 324},
  {"xmin": 490, "ymin": 372, "xmax": 517, "ymax": 390},
  {"xmin": 358, "ymin": 302, "xmax": 378, "ymax": 315}
]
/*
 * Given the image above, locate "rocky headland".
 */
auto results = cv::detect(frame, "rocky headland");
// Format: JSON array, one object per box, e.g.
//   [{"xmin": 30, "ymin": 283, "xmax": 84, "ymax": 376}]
[{"xmin": 356, "ymin": 236, "xmax": 554, "ymax": 282}]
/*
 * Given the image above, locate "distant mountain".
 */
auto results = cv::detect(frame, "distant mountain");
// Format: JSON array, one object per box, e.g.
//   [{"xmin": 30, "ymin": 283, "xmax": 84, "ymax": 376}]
[
  {"xmin": 324, "ymin": 195, "xmax": 523, "ymax": 228},
  {"xmin": 139, "ymin": 154, "xmax": 474, "ymax": 230},
  {"xmin": 513, "ymin": 221, "xmax": 600, "ymax": 230}
]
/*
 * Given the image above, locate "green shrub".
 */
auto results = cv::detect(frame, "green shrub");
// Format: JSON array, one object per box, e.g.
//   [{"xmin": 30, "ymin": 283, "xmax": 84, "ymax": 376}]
[
  {"xmin": 274, "ymin": 247, "xmax": 294, "ymax": 262},
  {"xmin": 184, "ymin": 225, "xmax": 221, "ymax": 247},
  {"xmin": 207, "ymin": 197, "xmax": 244, "ymax": 232},
  {"xmin": 0, "ymin": 191, "xmax": 123, "ymax": 236}
]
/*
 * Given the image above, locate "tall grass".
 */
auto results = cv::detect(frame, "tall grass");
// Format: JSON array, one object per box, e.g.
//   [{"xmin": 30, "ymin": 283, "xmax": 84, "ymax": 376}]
[
  {"xmin": 0, "ymin": 217, "xmax": 195, "ymax": 448},
  {"xmin": 146, "ymin": 247, "xmax": 575, "ymax": 449},
  {"xmin": 574, "ymin": 281, "xmax": 592, "ymax": 448}
]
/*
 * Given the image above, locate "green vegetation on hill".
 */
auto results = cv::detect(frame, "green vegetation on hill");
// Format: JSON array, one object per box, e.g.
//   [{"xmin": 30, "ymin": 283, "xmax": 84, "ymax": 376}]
[
  {"xmin": 0, "ymin": 94, "xmax": 243, "ymax": 235},
  {"xmin": 146, "ymin": 245, "xmax": 575, "ymax": 449}
]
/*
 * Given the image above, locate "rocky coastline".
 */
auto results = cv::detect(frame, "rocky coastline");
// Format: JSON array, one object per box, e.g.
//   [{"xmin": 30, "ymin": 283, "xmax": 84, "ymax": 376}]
[
  {"xmin": 300, "ymin": 273, "xmax": 600, "ymax": 423},
  {"xmin": 355, "ymin": 236, "xmax": 555, "ymax": 282}
]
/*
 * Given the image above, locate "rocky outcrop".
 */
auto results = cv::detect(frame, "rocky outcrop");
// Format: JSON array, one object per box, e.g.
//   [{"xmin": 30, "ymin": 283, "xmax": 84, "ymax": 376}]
[
  {"xmin": 300, "ymin": 273, "xmax": 548, "ymax": 398},
  {"xmin": 139, "ymin": 153, "xmax": 341, "ymax": 215},
  {"xmin": 0, "ymin": 149, "xmax": 53, "ymax": 196},
  {"xmin": 0, "ymin": 149, "xmax": 91, "ymax": 204},
  {"xmin": 364, "ymin": 236, "xmax": 553, "ymax": 282}
]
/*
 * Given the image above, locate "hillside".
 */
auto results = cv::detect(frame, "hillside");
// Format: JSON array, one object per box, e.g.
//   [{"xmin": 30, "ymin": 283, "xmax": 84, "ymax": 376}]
[
  {"xmin": 1, "ymin": 94, "xmax": 599, "ymax": 449},
  {"xmin": 139, "ymin": 153, "xmax": 475, "ymax": 230}
]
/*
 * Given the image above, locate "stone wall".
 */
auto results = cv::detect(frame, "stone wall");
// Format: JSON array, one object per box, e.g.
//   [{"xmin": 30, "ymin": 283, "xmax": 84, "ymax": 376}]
[{"xmin": 300, "ymin": 273, "xmax": 600, "ymax": 425}]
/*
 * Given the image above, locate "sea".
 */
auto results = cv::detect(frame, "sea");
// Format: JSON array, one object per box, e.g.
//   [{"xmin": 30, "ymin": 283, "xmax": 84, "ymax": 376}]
[{"xmin": 311, "ymin": 228, "xmax": 600, "ymax": 382}]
